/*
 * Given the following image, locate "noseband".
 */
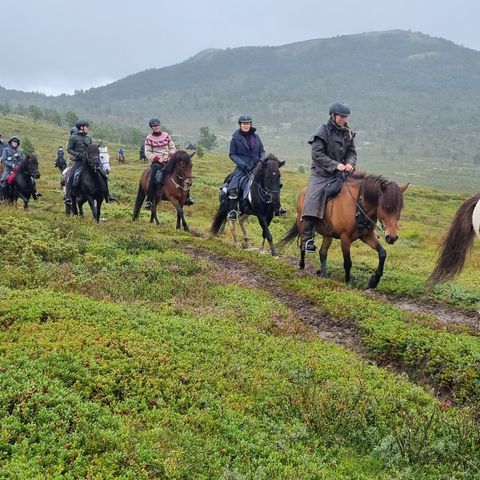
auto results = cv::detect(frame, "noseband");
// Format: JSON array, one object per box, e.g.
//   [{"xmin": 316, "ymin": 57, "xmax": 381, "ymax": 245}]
[{"xmin": 170, "ymin": 160, "xmax": 192, "ymax": 191}]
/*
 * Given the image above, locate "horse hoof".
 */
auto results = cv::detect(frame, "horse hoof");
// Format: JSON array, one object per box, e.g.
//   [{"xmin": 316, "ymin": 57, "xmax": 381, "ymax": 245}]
[{"xmin": 368, "ymin": 276, "xmax": 379, "ymax": 289}]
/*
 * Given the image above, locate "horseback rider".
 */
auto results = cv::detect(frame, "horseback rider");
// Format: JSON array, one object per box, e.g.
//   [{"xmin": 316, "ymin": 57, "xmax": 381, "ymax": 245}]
[
  {"xmin": 143, "ymin": 118, "xmax": 194, "ymax": 210},
  {"xmin": 227, "ymin": 114, "xmax": 287, "ymax": 220},
  {"xmin": 65, "ymin": 119, "xmax": 93, "ymax": 205},
  {"xmin": 301, "ymin": 102, "xmax": 357, "ymax": 253},
  {"xmin": 0, "ymin": 136, "xmax": 24, "ymax": 198},
  {"xmin": 55, "ymin": 146, "xmax": 66, "ymax": 169}
]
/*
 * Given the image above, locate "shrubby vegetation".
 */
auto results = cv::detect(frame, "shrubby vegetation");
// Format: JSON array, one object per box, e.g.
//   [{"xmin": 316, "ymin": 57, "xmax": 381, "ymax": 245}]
[{"xmin": 0, "ymin": 113, "xmax": 479, "ymax": 478}]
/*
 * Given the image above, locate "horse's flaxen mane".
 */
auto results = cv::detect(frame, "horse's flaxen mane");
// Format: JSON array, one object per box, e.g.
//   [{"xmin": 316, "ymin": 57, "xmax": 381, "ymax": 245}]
[
  {"xmin": 164, "ymin": 150, "xmax": 192, "ymax": 176},
  {"xmin": 348, "ymin": 172, "xmax": 403, "ymax": 213}
]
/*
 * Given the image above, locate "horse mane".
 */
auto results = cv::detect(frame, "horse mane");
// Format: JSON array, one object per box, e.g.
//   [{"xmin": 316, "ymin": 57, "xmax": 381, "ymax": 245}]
[
  {"xmin": 348, "ymin": 172, "xmax": 403, "ymax": 213},
  {"xmin": 164, "ymin": 150, "xmax": 192, "ymax": 176}
]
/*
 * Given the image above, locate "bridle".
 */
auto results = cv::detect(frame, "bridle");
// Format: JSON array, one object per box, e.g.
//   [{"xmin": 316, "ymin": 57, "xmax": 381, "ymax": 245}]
[
  {"xmin": 170, "ymin": 159, "xmax": 193, "ymax": 191},
  {"xmin": 256, "ymin": 160, "xmax": 281, "ymax": 204}
]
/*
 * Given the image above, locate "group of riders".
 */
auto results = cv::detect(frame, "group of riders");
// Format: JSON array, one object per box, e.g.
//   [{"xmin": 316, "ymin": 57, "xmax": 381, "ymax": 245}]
[{"xmin": 1, "ymin": 101, "xmax": 356, "ymax": 252}]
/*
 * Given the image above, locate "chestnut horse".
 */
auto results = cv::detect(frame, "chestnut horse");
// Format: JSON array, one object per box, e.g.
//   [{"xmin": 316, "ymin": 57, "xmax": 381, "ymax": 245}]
[
  {"xmin": 278, "ymin": 173, "xmax": 408, "ymax": 288},
  {"xmin": 429, "ymin": 193, "xmax": 480, "ymax": 284},
  {"xmin": 132, "ymin": 150, "xmax": 194, "ymax": 231}
]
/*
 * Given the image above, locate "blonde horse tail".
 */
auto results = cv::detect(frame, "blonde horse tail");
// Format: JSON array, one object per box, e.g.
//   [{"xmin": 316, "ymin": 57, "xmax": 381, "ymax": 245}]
[{"xmin": 429, "ymin": 193, "xmax": 480, "ymax": 284}]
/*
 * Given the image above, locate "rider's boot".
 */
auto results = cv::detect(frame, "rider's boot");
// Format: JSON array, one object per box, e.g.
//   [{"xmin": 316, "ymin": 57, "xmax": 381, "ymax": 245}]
[
  {"xmin": 227, "ymin": 188, "xmax": 239, "ymax": 221},
  {"xmin": 301, "ymin": 216, "xmax": 317, "ymax": 253}
]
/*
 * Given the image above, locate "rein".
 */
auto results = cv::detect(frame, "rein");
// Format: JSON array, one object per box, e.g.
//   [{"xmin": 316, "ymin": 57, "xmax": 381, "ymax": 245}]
[{"xmin": 345, "ymin": 178, "xmax": 385, "ymax": 233}]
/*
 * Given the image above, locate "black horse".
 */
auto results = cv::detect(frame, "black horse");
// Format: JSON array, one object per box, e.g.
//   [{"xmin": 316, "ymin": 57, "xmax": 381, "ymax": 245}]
[
  {"xmin": 66, "ymin": 144, "xmax": 109, "ymax": 222},
  {"xmin": 210, "ymin": 154, "xmax": 285, "ymax": 255},
  {"xmin": 2, "ymin": 153, "xmax": 41, "ymax": 209},
  {"xmin": 54, "ymin": 153, "xmax": 67, "ymax": 173}
]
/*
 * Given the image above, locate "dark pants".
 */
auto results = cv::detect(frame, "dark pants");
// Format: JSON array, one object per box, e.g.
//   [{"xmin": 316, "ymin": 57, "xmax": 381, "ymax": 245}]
[{"xmin": 146, "ymin": 163, "xmax": 165, "ymax": 203}]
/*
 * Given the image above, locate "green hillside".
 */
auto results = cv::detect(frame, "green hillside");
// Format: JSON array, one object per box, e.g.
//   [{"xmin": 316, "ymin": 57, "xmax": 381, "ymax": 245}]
[
  {"xmin": 2, "ymin": 30, "xmax": 480, "ymax": 192},
  {"xmin": 0, "ymin": 115, "xmax": 479, "ymax": 478}
]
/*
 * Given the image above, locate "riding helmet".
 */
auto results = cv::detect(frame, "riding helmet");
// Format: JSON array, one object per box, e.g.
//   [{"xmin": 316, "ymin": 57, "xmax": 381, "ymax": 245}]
[
  {"xmin": 238, "ymin": 113, "xmax": 253, "ymax": 124},
  {"xmin": 8, "ymin": 135, "xmax": 20, "ymax": 144},
  {"xmin": 149, "ymin": 118, "xmax": 161, "ymax": 127},
  {"xmin": 329, "ymin": 102, "xmax": 351, "ymax": 116},
  {"xmin": 75, "ymin": 119, "xmax": 90, "ymax": 129}
]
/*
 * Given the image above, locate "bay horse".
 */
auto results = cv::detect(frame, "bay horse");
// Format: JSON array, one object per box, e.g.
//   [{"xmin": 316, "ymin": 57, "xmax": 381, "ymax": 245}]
[
  {"xmin": 278, "ymin": 173, "xmax": 408, "ymax": 288},
  {"xmin": 3, "ymin": 153, "xmax": 41, "ymax": 209},
  {"xmin": 132, "ymin": 150, "xmax": 194, "ymax": 231},
  {"xmin": 429, "ymin": 193, "xmax": 480, "ymax": 284},
  {"xmin": 66, "ymin": 144, "xmax": 109, "ymax": 222},
  {"xmin": 210, "ymin": 154, "xmax": 285, "ymax": 256}
]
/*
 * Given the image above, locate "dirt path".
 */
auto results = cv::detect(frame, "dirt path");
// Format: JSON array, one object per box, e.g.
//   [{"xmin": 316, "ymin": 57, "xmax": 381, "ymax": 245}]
[
  {"xmin": 281, "ymin": 254, "xmax": 480, "ymax": 334},
  {"xmin": 184, "ymin": 247, "xmax": 364, "ymax": 354}
]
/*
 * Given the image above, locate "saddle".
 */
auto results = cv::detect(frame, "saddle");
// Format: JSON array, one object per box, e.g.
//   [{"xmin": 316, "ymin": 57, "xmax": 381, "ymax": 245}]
[{"xmin": 220, "ymin": 173, "xmax": 252, "ymax": 201}]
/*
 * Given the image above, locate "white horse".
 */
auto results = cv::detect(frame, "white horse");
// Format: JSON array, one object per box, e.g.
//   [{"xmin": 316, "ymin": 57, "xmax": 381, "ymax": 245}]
[{"xmin": 99, "ymin": 146, "xmax": 111, "ymax": 175}]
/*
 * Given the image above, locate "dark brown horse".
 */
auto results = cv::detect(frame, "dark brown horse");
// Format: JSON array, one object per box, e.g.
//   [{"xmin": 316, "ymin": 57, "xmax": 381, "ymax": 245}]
[
  {"xmin": 2, "ymin": 153, "xmax": 41, "ymax": 209},
  {"xmin": 429, "ymin": 193, "xmax": 480, "ymax": 284},
  {"xmin": 278, "ymin": 173, "xmax": 408, "ymax": 288},
  {"xmin": 132, "ymin": 150, "xmax": 194, "ymax": 231}
]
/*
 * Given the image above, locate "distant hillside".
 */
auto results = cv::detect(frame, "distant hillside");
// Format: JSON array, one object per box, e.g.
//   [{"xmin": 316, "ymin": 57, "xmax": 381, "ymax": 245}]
[{"xmin": 2, "ymin": 30, "xmax": 480, "ymax": 180}]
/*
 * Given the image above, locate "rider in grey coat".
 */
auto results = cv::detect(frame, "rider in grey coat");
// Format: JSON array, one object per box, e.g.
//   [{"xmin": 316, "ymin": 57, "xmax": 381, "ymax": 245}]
[{"xmin": 301, "ymin": 102, "xmax": 357, "ymax": 252}]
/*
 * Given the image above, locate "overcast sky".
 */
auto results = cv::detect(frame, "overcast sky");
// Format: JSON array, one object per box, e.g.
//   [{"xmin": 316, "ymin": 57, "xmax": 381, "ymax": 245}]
[{"xmin": 3, "ymin": 0, "xmax": 479, "ymax": 96}]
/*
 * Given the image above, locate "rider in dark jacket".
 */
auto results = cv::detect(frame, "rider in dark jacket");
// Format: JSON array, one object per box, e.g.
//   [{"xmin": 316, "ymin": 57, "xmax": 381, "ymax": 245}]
[
  {"xmin": 65, "ymin": 119, "xmax": 92, "ymax": 205},
  {"xmin": 301, "ymin": 102, "xmax": 357, "ymax": 252},
  {"xmin": 227, "ymin": 114, "xmax": 265, "ymax": 220},
  {"xmin": 0, "ymin": 133, "xmax": 8, "ymax": 157},
  {"xmin": 1, "ymin": 136, "xmax": 24, "ymax": 197}
]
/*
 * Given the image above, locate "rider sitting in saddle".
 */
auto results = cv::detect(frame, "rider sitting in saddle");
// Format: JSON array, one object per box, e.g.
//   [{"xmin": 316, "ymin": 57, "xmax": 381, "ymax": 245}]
[
  {"xmin": 65, "ymin": 119, "xmax": 110, "ymax": 205},
  {"xmin": 0, "ymin": 136, "xmax": 24, "ymax": 198},
  {"xmin": 301, "ymin": 102, "xmax": 357, "ymax": 253},
  {"xmin": 55, "ymin": 146, "xmax": 66, "ymax": 168},
  {"xmin": 144, "ymin": 117, "xmax": 194, "ymax": 210},
  {"xmin": 226, "ymin": 114, "xmax": 287, "ymax": 220}
]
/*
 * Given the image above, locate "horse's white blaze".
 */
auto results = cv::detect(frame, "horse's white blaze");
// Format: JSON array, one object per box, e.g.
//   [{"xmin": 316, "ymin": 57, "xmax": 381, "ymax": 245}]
[
  {"xmin": 99, "ymin": 147, "xmax": 111, "ymax": 174},
  {"xmin": 472, "ymin": 198, "xmax": 480, "ymax": 239}
]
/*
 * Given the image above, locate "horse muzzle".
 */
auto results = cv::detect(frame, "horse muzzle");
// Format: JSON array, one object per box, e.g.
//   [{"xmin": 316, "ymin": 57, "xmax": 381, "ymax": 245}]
[{"xmin": 385, "ymin": 234, "xmax": 398, "ymax": 245}]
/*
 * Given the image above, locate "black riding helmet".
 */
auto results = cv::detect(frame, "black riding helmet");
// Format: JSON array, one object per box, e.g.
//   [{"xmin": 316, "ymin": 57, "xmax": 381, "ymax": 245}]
[
  {"xmin": 238, "ymin": 113, "xmax": 253, "ymax": 124},
  {"xmin": 329, "ymin": 102, "xmax": 351, "ymax": 116},
  {"xmin": 8, "ymin": 135, "xmax": 20, "ymax": 144},
  {"xmin": 149, "ymin": 118, "xmax": 161, "ymax": 127},
  {"xmin": 75, "ymin": 119, "xmax": 90, "ymax": 129}
]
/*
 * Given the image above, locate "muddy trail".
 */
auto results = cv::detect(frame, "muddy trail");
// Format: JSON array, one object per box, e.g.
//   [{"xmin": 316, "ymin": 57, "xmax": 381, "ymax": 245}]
[{"xmin": 184, "ymin": 246, "xmax": 364, "ymax": 354}]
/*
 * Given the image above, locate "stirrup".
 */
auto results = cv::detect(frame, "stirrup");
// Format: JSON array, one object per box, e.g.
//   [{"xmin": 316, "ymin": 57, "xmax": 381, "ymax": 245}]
[
  {"xmin": 304, "ymin": 239, "xmax": 316, "ymax": 253},
  {"xmin": 227, "ymin": 210, "xmax": 238, "ymax": 221},
  {"xmin": 144, "ymin": 201, "xmax": 153, "ymax": 210},
  {"xmin": 185, "ymin": 198, "xmax": 194, "ymax": 206},
  {"xmin": 64, "ymin": 197, "xmax": 73, "ymax": 206}
]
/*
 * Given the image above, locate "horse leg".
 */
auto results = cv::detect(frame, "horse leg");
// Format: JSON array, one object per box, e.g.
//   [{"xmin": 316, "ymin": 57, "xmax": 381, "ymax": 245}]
[
  {"xmin": 257, "ymin": 216, "xmax": 276, "ymax": 256},
  {"xmin": 174, "ymin": 203, "xmax": 189, "ymax": 232},
  {"xmin": 361, "ymin": 232, "xmax": 387, "ymax": 288},
  {"xmin": 318, "ymin": 236, "xmax": 333, "ymax": 277},
  {"xmin": 239, "ymin": 214, "xmax": 249, "ymax": 249},
  {"xmin": 340, "ymin": 236, "xmax": 353, "ymax": 284}
]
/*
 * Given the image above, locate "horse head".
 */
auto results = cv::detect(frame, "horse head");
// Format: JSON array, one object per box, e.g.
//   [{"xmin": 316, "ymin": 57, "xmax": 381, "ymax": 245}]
[
  {"xmin": 254, "ymin": 153, "xmax": 285, "ymax": 213},
  {"xmin": 25, "ymin": 153, "xmax": 41, "ymax": 179},
  {"xmin": 99, "ymin": 146, "xmax": 111, "ymax": 174},
  {"xmin": 376, "ymin": 179, "xmax": 409, "ymax": 244},
  {"xmin": 165, "ymin": 150, "xmax": 194, "ymax": 189},
  {"xmin": 86, "ymin": 144, "xmax": 101, "ymax": 172}
]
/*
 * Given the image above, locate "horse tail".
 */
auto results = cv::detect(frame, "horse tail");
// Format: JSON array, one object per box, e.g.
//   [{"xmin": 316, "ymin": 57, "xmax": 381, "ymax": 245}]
[
  {"xmin": 132, "ymin": 182, "xmax": 145, "ymax": 221},
  {"xmin": 429, "ymin": 194, "xmax": 480, "ymax": 284},
  {"xmin": 210, "ymin": 200, "xmax": 229, "ymax": 235},
  {"xmin": 276, "ymin": 221, "xmax": 300, "ymax": 252}
]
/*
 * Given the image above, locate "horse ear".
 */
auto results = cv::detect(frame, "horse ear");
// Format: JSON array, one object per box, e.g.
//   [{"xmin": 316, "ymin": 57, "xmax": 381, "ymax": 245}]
[
  {"xmin": 189, "ymin": 151, "xmax": 196, "ymax": 159},
  {"xmin": 279, "ymin": 160, "xmax": 285, "ymax": 168},
  {"xmin": 400, "ymin": 183, "xmax": 410, "ymax": 192}
]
